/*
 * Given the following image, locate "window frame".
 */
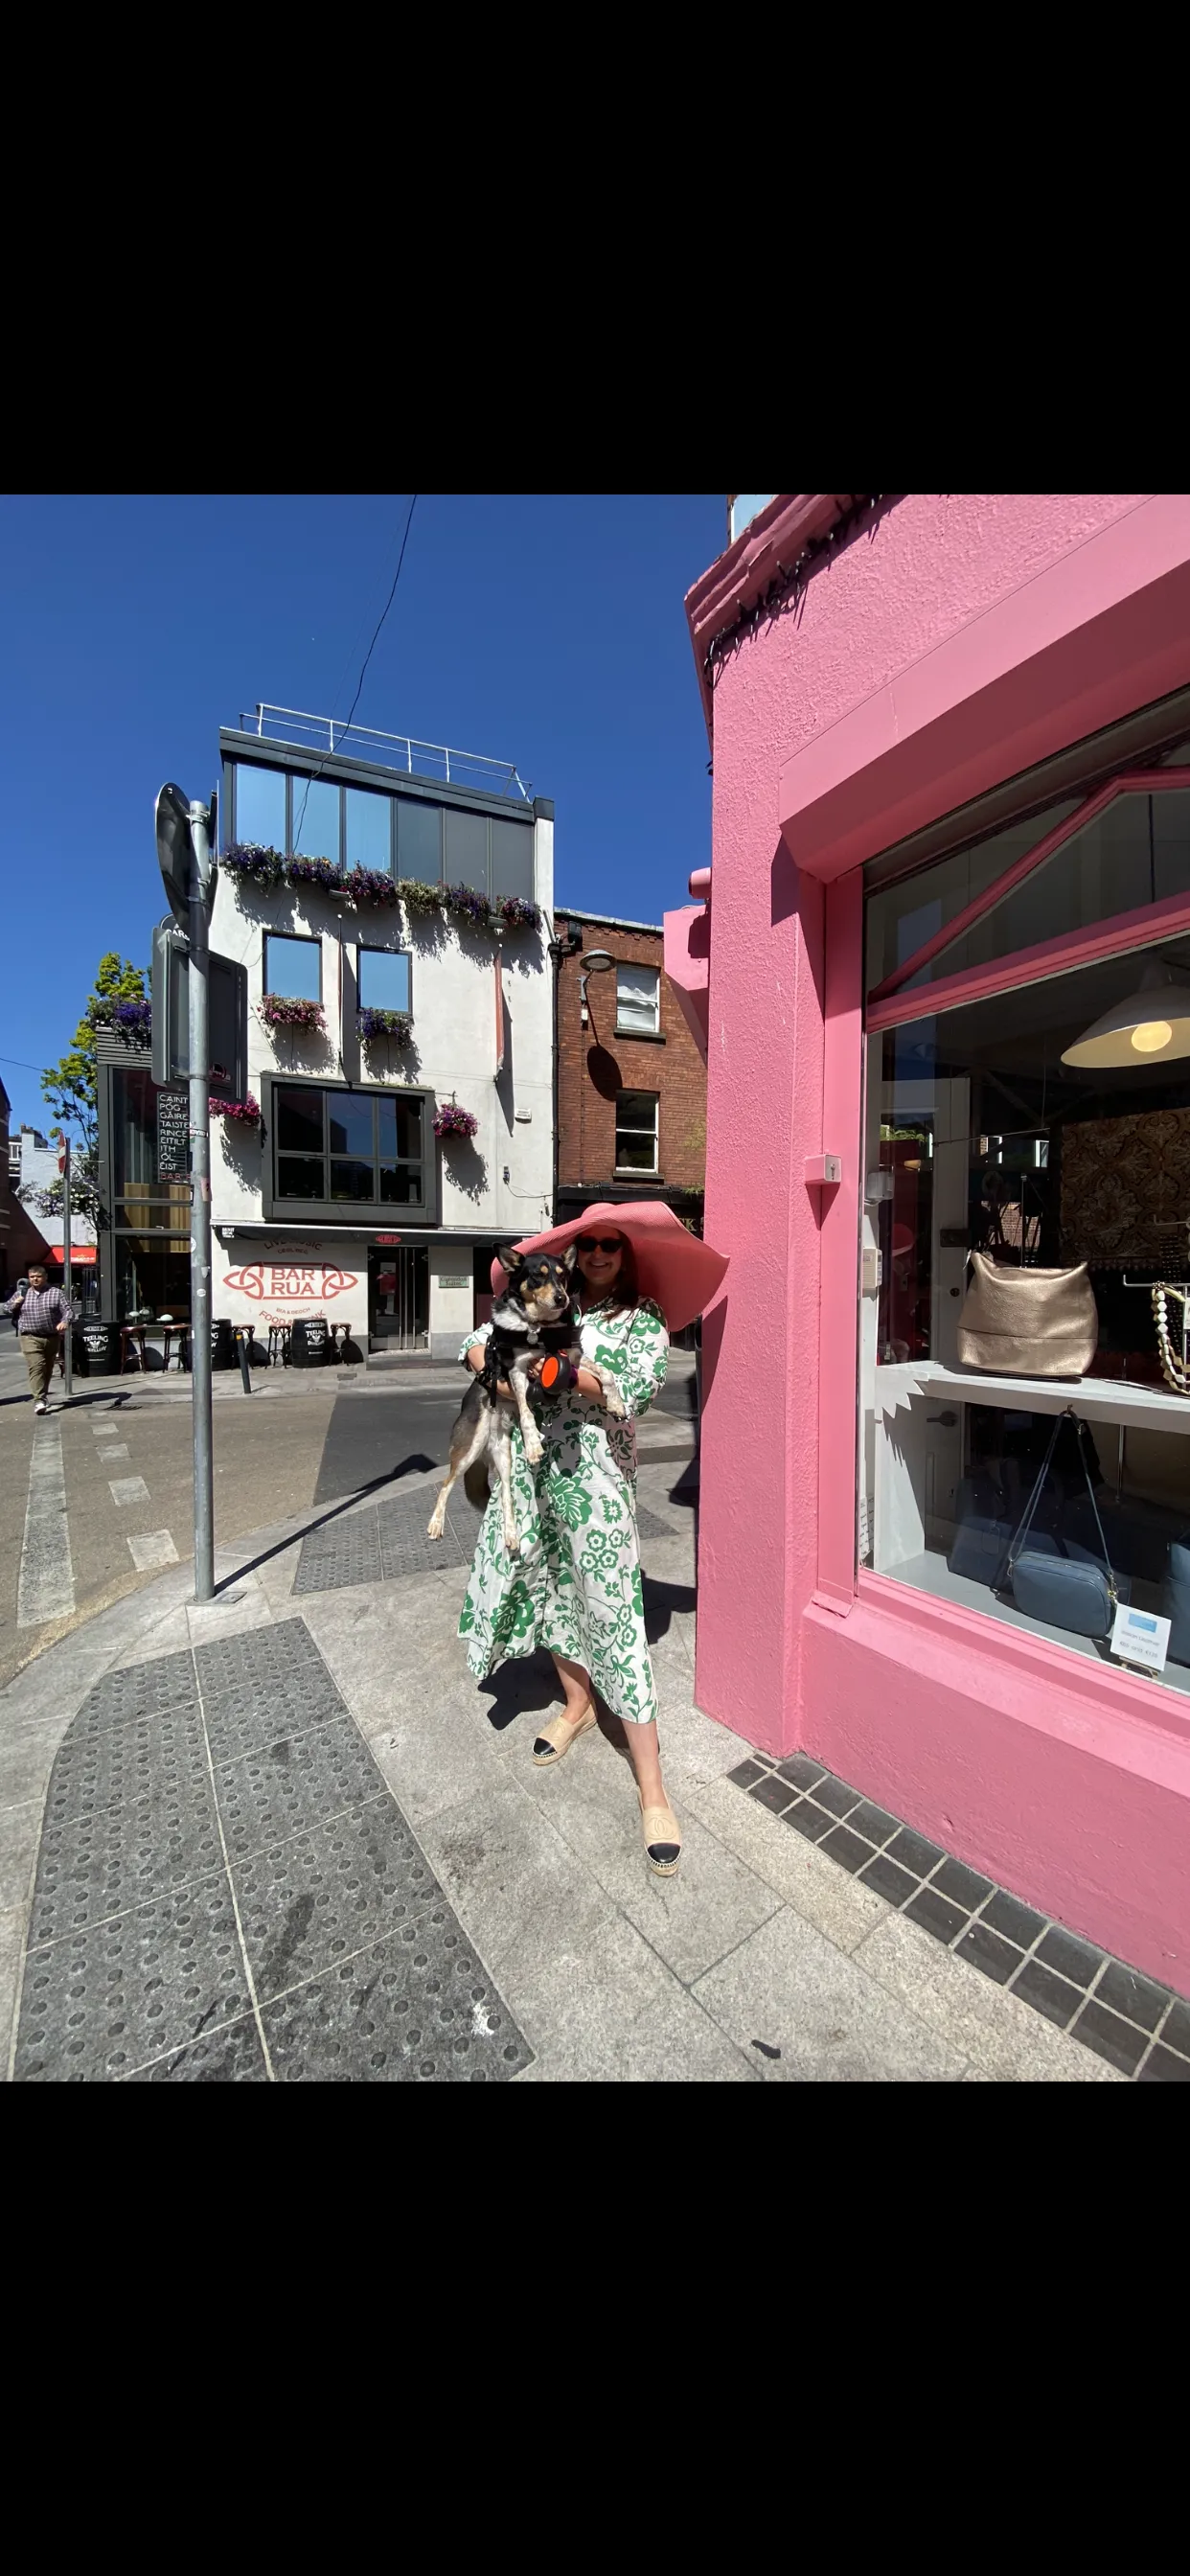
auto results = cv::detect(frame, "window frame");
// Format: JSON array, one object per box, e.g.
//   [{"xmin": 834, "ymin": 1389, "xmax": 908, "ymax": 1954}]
[
  {"xmin": 262, "ymin": 1075, "xmax": 437, "ymax": 1224},
  {"xmin": 614, "ymin": 1088, "xmax": 660, "ymax": 1176},
  {"xmin": 615, "ymin": 962, "xmax": 661, "ymax": 1037},
  {"xmin": 263, "ymin": 932, "xmax": 323, "ymax": 1003},
  {"xmin": 868, "ymin": 768, "xmax": 1190, "ymax": 1017}
]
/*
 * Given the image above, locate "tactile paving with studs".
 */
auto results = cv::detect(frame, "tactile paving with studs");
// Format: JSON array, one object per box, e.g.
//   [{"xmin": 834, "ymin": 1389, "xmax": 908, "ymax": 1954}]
[{"xmin": 14, "ymin": 1617, "xmax": 533, "ymax": 2083}]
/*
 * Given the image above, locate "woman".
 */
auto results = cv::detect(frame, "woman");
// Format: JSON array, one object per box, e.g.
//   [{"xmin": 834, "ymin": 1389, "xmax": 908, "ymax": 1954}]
[{"xmin": 457, "ymin": 1214, "xmax": 697, "ymax": 1875}]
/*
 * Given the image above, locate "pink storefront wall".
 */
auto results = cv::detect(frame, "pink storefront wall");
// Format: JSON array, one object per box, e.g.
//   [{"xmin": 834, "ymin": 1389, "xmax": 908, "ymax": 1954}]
[{"xmin": 692, "ymin": 493, "xmax": 1190, "ymax": 1993}]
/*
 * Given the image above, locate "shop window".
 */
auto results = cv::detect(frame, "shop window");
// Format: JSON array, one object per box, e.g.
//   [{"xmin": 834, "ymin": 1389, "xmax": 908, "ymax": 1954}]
[
  {"xmin": 270, "ymin": 1084, "xmax": 428, "ymax": 1215},
  {"xmin": 357, "ymin": 949, "xmax": 411, "ymax": 1015},
  {"xmin": 858, "ymin": 932, "xmax": 1190, "ymax": 1700},
  {"xmin": 264, "ymin": 934, "xmax": 321, "ymax": 1001},
  {"xmin": 867, "ymin": 770, "xmax": 1190, "ymax": 999},
  {"xmin": 616, "ymin": 964, "xmax": 660, "ymax": 1035},
  {"xmin": 615, "ymin": 1091, "xmax": 659, "ymax": 1173},
  {"xmin": 114, "ymin": 1235, "xmax": 192, "ymax": 1322}
]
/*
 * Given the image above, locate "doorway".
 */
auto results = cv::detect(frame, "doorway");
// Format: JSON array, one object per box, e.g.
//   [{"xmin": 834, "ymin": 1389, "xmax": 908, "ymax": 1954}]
[{"xmin": 368, "ymin": 1245, "xmax": 428, "ymax": 1350}]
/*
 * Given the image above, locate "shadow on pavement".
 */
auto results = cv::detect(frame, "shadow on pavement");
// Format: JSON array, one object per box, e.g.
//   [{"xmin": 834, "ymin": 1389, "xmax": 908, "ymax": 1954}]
[
  {"xmin": 478, "ymin": 1650, "xmax": 559, "ymax": 1733},
  {"xmin": 217, "ymin": 1463, "xmax": 415, "ymax": 1595},
  {"xmin": 642, "ymin": 1576, "xmax": 697, "ymax": 1642}
]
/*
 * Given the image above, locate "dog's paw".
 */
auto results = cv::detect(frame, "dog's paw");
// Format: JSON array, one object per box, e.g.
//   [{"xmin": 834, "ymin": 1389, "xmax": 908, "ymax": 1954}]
[
  {"xmin": 426, "ymin": 1512, "xmax": 444, "ymax": 1540},
  {"xmin": 505, "ymin": 1531, "xmax": 521, "ymax": 1558},
  {"xmin": 522, "ymin": 1430, "xmax": 544, "ymax": 1465},
  {"xmin": 601, "ymin": 1377, "xmax": 627, "ymax": 1418}
]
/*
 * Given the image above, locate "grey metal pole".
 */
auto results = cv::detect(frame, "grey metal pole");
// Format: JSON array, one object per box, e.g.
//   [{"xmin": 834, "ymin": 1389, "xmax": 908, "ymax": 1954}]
[
  {"xmin": 188, "ymin": 800, "xmax": 215, "ymax": 1601},
  {"xmin": 62, "ymin": 1138, "xmax": 73, "ymax": 1401}
]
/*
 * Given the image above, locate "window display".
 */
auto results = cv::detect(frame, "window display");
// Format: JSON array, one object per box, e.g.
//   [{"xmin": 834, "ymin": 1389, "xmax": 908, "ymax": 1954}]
[{"xmin": 859, "ymin": 933, "xmax": 1190, "ymax": 1696}]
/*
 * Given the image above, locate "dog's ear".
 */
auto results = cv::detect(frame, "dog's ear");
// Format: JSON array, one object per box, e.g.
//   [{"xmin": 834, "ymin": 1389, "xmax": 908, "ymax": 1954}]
[
  {"xmin": 495, "ymin": 1244, "xmax": 522, "ymax": 1275},
  {"xmin": 561, "ymin": 1245, "xmax": 577, "ymax": 1274}
]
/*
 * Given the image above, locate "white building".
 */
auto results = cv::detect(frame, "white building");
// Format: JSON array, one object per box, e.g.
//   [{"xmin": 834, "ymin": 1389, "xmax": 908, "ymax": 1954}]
[
  {"xmin": 9, "ymin": 1123, "xmax": 98, "ymax": 1305},
  {"xmin": 201, "ymin": 710, "xmax": 556, "ymax": 1357}
]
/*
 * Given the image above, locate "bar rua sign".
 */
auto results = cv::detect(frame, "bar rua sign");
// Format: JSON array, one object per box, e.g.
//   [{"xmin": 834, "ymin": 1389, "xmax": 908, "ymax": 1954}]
[{"xmin": 156, "ymin": 1087, "xmax": 190, "ymax": 1178}]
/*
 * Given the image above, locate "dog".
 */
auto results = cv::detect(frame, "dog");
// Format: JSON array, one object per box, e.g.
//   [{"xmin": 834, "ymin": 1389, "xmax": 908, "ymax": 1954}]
[{"xmin": 427, "ymin": 1245, "xmax": 625, "ymax": 1557}]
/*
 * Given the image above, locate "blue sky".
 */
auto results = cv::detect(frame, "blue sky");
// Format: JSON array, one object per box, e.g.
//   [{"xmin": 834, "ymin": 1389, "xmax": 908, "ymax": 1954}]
[{"xmin": 0, "ymin": 494, "xmax": 723, "ymax": 1134}]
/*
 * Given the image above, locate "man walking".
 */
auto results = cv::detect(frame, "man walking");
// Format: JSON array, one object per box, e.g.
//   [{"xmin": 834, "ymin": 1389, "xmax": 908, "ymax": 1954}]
[{"xmin": 1, "ymin": 1263, "xmax": 71, "ymax": 1413}]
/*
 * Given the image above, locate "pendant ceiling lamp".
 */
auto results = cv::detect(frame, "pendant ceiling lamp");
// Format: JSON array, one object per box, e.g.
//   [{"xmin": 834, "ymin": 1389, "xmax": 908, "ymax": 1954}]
[{"xmin": 1061, "ymin": 957, "xmax": 1190, "ymax": 1069}]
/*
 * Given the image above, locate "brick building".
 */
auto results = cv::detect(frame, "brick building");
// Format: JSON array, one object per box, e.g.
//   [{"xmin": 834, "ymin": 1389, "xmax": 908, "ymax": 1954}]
[{"xmin": 554, "ymin": 909, "xmax": 706, "ymax": 1233}]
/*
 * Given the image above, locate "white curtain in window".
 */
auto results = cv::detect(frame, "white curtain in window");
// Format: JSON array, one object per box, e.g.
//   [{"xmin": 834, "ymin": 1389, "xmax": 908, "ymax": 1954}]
[{"xmin": 617, "ymin": 965, "xmax": 659, "ymax": 1032}]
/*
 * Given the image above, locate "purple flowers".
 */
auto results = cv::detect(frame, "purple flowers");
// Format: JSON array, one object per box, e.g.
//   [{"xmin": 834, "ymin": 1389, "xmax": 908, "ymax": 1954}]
[
  {"xmin": 286, "ymin": 854, "xmax": 343, "ymax": 892},
  {"xmin": 221, "ymin": 846, "xmax": 399, "ymax": 908},
  {"xmin": 220, "ymin": 843, "xmax": 288, "ymax": 888},
  {"xmin": 210, "ymin": 1093, "xmax": 262, "ymax": 1126},
  {"xmin": 344, "ymin": 866, "xmax": 399, "ymax": 908},
  {"xmin": 494, "ymin": 895, "xmax": 540, "ymax": 931},
  {"xmin": 357, "ymin": 1008, "xmax": 413, "ymax": 1045},
  {"xmin": 433, "ymin": 1101, "xmax": 479, "ymax": 1140},
  {"xmin": 258, "ymin": 995, "xmax": 326, "ymax": 1033},
  {"xmin": 112, "ymin": 1000, "xmax": 152, "ymax": 1046},
  {"xmin": 444, "ymin": 882, "xmax": 492, "ymax": 930}
]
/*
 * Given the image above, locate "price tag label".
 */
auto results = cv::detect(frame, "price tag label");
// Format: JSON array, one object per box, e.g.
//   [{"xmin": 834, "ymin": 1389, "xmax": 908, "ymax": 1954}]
[{"xmin": 1110, "ymin": 1602, "xmax": 1171, "ymax": 1673}]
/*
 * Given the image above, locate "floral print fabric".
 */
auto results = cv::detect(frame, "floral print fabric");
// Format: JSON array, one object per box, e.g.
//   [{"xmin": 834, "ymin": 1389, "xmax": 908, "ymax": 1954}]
[{"xmin": 456, "ymin": 1299, "xmax": 669, "ymax": 1724}]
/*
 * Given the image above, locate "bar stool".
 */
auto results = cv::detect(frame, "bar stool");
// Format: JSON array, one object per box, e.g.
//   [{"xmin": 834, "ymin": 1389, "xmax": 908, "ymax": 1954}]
[
  {"xmin": 120, "ymin": 1324, "xmax": 149, "ymax": 1374},
  {"xmin": 266, "ymin": 1322, "xmax": 291, "ymax": 1368}
]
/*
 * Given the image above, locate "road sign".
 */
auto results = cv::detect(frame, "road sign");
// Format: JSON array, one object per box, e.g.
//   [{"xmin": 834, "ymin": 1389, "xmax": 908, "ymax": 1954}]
[
  {"xmin": 156, "ymin": 783, "xmax": 217, "ymax": 931},
  {"xmin": 155, "ymin": 783, "xmax": 195, "ymax": 929}
]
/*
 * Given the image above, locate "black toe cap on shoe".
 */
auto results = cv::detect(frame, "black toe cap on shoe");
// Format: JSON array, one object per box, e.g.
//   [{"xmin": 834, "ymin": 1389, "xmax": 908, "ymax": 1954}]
[{"xmin": 648, "ymin": 1842, "xmax": 680, "ymax": 1866}]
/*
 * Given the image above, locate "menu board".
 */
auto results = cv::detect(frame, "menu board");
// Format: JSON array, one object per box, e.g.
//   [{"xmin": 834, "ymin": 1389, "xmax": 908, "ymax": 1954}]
[{"xmin": 156, "ymin": 1088, "xmax": 191, "ymax": 1178}]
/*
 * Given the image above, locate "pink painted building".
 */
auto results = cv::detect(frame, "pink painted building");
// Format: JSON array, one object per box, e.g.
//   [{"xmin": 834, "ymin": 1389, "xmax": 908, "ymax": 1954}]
[{"xmin": 667, "ymin": 494, "xmax": 1190, "ymax": 1998}]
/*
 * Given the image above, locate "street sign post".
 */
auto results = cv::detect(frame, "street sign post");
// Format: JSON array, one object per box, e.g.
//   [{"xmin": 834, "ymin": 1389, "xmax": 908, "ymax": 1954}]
[
  {"xmin": 155, "ymin": 786, "xmax": 217, "ymax": 1602},
  {"xmin": 57, "ymin": 1137, "xmax": 73, "ymax": 1401}
]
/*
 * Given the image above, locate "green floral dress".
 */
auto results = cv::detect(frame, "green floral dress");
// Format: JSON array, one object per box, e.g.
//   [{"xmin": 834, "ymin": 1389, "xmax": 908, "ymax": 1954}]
[{"xmin": 456, "ymin": 1299, "xmax": 669, "ymax": 1724}]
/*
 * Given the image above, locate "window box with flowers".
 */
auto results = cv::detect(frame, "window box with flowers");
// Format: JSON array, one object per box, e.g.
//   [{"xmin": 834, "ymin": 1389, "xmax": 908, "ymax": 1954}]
[
  {"xmin": 258, "ymin": 994, "xmax": 327, "ymax": 1034},
  {"xmin": 357, "ymin": 1008, "xmax": 414, "ymax": 1047},
  {"xmin": 433, "ymin": 1099, "xmax": 479, "ymax": 1140},
  {"xmin": 221, "ymin": 845, "xmax": 399, "ymax": 909},
  {"xmin": 493, "ymin": 895, "xmax": 540, "ymax": 932},
  {"xmin": 89, "ymin": 997, "xmax": 152, "ymax": 1049},
  {"xmin": 209, "ymin": 1093, "xmax": 262, "ymax": 1129}
]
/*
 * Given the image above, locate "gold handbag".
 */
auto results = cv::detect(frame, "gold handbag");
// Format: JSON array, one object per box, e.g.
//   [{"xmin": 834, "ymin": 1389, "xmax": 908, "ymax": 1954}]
[{"xmin": 956, "ymin": 1253, "xmax": 1098, "ymax": 1378}]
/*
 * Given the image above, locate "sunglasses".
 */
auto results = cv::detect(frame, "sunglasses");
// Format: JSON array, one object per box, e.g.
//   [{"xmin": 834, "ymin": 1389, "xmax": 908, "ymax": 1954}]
[{"xmin": 576, "ymin": 1235, "xmax": 624, "ymax": 1254}]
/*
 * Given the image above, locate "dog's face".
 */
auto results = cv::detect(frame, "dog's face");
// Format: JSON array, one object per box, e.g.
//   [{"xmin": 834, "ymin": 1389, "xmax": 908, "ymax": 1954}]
[{"xmin": 497, "ymin": 1246, "xmax": 575, "ymax": 1324}]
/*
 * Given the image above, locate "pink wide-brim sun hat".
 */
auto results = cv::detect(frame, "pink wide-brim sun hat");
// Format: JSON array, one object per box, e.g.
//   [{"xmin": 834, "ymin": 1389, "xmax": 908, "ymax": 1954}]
[{"xmin": 490, "ymin": 1201, "xmax": 728, "ymax": 1335}]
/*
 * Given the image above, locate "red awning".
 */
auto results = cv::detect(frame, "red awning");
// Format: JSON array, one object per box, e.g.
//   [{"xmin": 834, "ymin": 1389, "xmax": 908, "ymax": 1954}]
[{"xmin": 47, "ymin": 1245, "xmax": 97, "ymax": 1264}]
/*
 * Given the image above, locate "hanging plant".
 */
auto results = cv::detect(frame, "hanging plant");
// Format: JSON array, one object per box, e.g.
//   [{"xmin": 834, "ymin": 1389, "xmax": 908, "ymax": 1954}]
[
  {"xmin": 111, "ymin": 1000, "xmax": 152, "ymax": 1048},
  {"xmin": 258, "ymin": 994, "xmax": 326, "ymax": 1032},
  {"xmin": 357, "ymin": 1008, "xmax": 413, "ymax": 1046},
  {"xmin": 444, "ymin": 882, "xmax": 494, "ymax": 932},
  {"xmin": 433, "ymin": 1098, "xmax": 479, "ymax": 1140},
  {"xmin": 493, "ymin": 895, "xmax": 540, "ymax": 931},
  {"xmin": 396, "ymin": 877, "xmax": 445, "ymax": 922},
  {"xmin": 210, "ymin": 1092, "xmax": 262, "ymax": 1127}
]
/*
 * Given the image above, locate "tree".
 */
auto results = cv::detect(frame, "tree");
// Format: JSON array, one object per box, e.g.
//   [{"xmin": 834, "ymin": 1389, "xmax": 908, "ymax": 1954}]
[{"xmin": 17, "ymin": 953, "xmax": 148, "ymax": 1232}]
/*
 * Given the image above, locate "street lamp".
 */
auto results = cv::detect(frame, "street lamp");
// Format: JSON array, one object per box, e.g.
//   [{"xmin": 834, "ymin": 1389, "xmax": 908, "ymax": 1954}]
[{"xmin": 580, "ymin": 948, "xmax": 614, "ymax": 1022}]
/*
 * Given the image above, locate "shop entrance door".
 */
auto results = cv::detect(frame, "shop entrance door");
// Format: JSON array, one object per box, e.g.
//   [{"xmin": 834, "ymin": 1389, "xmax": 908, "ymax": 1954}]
[{"xmin": 368, "ymin": 1246, "xmax": 428, "ymax": 1350}]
